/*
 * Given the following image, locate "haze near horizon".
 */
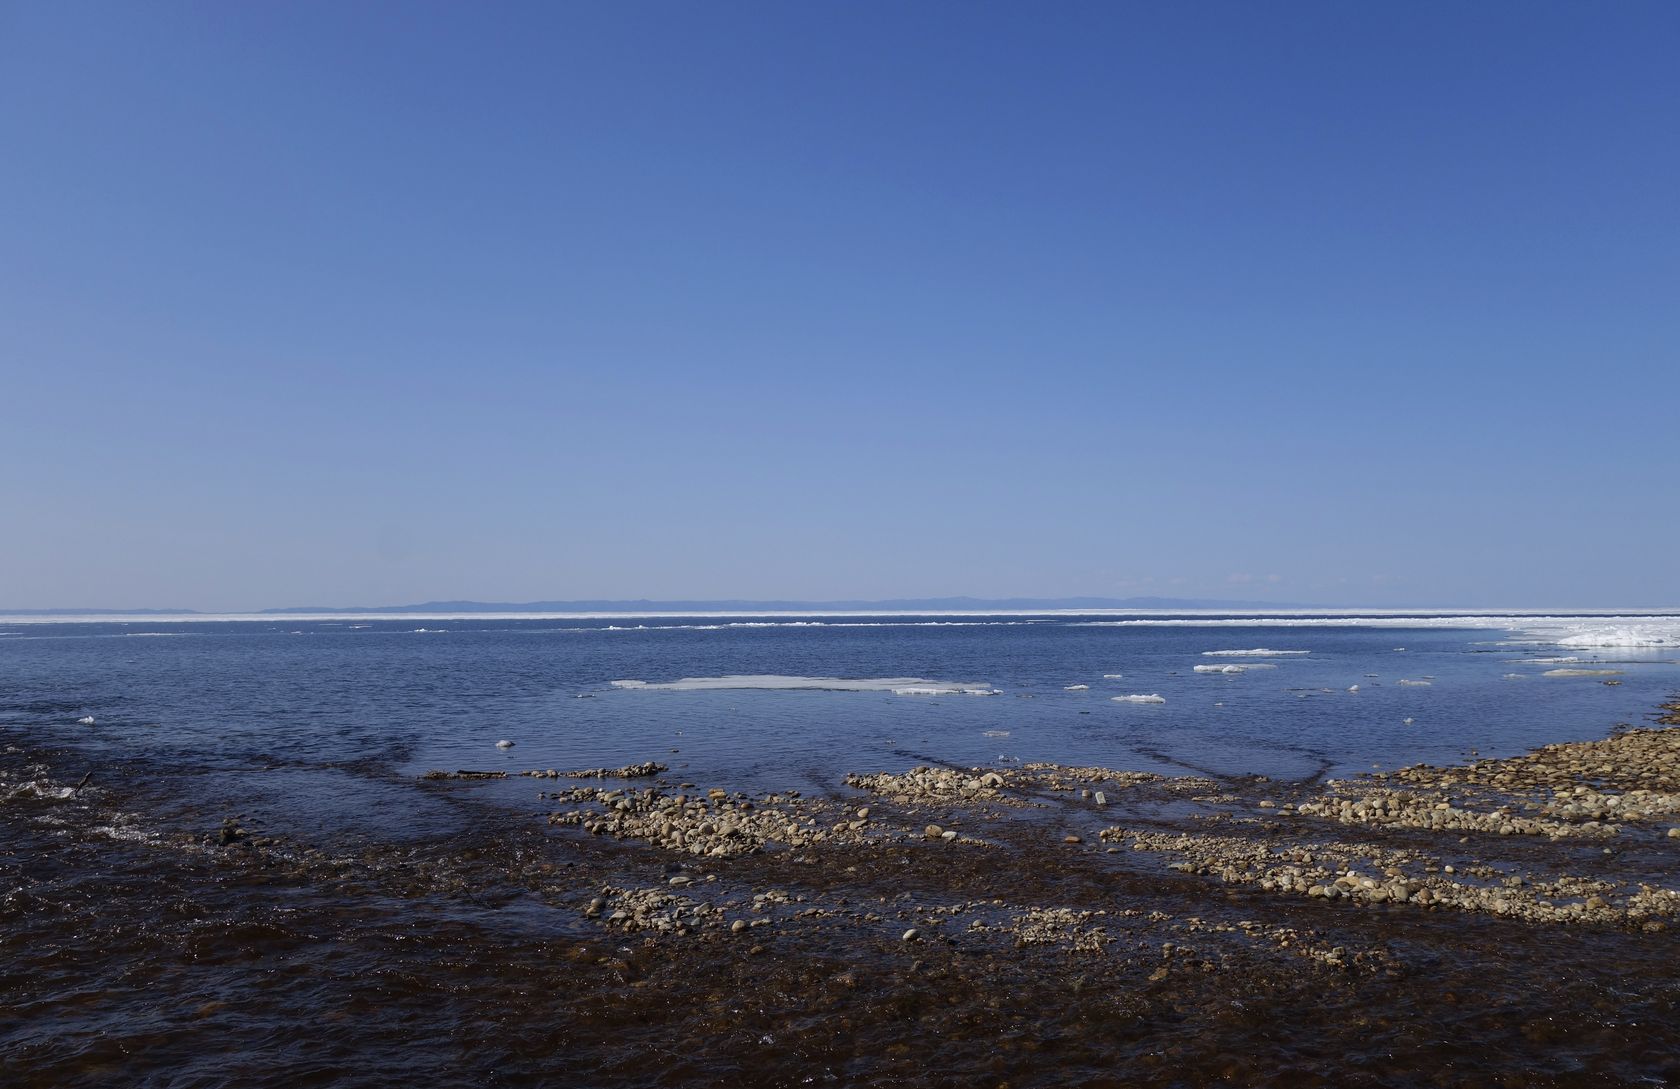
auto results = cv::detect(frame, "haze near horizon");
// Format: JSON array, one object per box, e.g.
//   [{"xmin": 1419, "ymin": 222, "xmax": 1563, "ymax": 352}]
[{"xmin": 3, "ymin": 2, "xmax": 1676, "ymax": 613}]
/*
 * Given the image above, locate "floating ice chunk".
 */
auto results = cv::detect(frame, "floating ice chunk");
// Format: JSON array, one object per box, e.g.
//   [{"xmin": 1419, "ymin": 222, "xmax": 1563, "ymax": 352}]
[
  {"xmin": 1403, "ymin": 717, "xmax": 1415, "ymax": 725},
  {"xmin": 1347, "ymin": 684, "xmax": 1359, "ymax": 692},
  {"xmin": 1192, "ymin": 663, "xmax": 1277, "ymax": 674},
  {"xmin": 1397, "ymin": 679, "xmax": 1432, "ymax": 687},
  {"xmin": 983, "ymin": 730, "xmax": 1011, "ymax": 738},
  {"xmin": 496, "ymin": 739, "xmax": 515, "ymax": 749},
  {"xmin": 1201, "ymin": 649, "xmax": 1310, "ymax": 657},
  {"xmin": 1537, "ymin": 624, "xmax": 1678, "ymax": 648},
  {"xmin": 1503, "ymin": 673, "xmax": 1526, "ymax": 680},
  {"xmin": 1112, "ymin": 694, "xmax": 1166, "ymax": 704},
  {"xmin": 76, "ymin": 716, "xmax": 95, "ymax": 725},
  {"xmin": 1064, "ymin": 684, "xmax": 1090, "ymax": 691},
  {"xmin": 1101, "ymin": 674, "xmax": 1125, "ymax": 680},
  {"xmin": 1514, "ymin": 656, "xmax": 1582, "ymax": 664},
  {"xmin": 611, "ymin": 675, "xmax": 995, "ymax": 695},
  {"xmin": 1542, "ymin": 668, "xmax": 1624, "ymax": 678}
]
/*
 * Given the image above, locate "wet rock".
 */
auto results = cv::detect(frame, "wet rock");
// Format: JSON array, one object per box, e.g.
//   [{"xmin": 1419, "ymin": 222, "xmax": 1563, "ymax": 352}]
[{"xmin": 558, "ymin": 762, "xmax": 667, "ymax": 779}]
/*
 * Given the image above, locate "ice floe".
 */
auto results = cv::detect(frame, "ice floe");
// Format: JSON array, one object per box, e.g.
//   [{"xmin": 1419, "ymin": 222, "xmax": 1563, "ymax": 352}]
[
  {"xmin": 1063, "ymin": 684, "xmax": 1090, "ymax": 691},
  {"xmin": 1201, "ymin": 648, "xmax": 1310, "ymax": 657},
  {"xmin": 1542, "ymin": 668, "xmax": 1624, "ymax": 678},
  {"xmin": 1112, "ymin": 694, "xmax": 1167, "ymax": 704},
  {"xmin": 610, "ymin": 675, "xmax": 997, "ymax": 696},
  {"xmin": 1101, "ymin": 673, "xmax": 1124, "ymax": 679},
  {"xmin": 1192, "ymin": 663, "xmax": 1277, "ymax": 674},
  {"xmin": 1397, "ymin": 679, "xmax": 1433, "ymax": 687}
]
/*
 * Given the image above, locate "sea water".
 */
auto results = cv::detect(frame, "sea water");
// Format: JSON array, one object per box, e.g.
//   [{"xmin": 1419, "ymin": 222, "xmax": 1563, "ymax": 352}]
[{"xmin": 2, "ymin": 612, "xmax": 1676, "ymax": 843}]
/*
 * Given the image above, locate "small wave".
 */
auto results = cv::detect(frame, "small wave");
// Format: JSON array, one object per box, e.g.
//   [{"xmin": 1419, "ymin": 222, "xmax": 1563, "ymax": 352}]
[
  {"xmin": 4, "ymin": 780, "xmax": 77, "ymax": 801},
  {"xmin": 90, "ymin": 822, "xmax": 162, "ymax": 845}
]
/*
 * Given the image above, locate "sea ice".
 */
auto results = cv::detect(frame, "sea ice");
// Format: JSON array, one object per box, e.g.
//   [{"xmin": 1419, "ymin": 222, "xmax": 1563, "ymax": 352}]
[
  {"xmin": 77, "ymin": 716, "xmax": 95, "ymax": 725},
  {"xmin": 612, "ymin": 675, "xmax": 997, "ymax": 695},
  {"xmin": 1064, "ymin": 684, "xmax": 1090, "ymax": 691},
  {"xmin": 1102, "ymin": 673, "xmax": 1124, "ymax": 679},
  {"xmin": 1397, "ymin": 679, "xmax": 1433, "ymax": 687},
  {"xmin": 1542, "ymin": 668, "xmax": 1624, "ymax": 678},
  {"xmin": 1112, "ymin": 694, "xmax": 1167, "ymax": 704},
  {"xmin": 1201, "ymin": 649, "xmax": 1310, "ymax": 657},
  {"xmin": 1192, "ymin": 663, "xmax": 1277, "ymax": 674}
]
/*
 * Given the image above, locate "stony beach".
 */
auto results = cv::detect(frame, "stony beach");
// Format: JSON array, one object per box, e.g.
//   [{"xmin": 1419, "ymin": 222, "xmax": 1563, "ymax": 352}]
[{"xmin": 5, "ymin": 701, "xmax": 1679, "ymax": 1086}]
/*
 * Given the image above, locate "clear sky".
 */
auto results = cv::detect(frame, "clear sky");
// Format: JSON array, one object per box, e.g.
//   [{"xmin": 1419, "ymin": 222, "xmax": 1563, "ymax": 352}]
[{"xmin": 2, "ymin": 2, "xmax": 1676, "ymax": 611}]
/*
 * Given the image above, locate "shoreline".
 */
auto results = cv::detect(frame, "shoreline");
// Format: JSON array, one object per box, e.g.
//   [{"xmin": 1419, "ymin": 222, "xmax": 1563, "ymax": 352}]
[{"xmin": 4, "ymin": 702, "xmax": 1679, "ymax": 1085}]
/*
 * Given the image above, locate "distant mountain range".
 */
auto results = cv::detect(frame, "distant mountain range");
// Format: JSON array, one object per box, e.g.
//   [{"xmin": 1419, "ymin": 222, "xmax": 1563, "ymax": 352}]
[{"xmin": 2, "ymin": 596, "xmax": 1312, "ymax": 616}]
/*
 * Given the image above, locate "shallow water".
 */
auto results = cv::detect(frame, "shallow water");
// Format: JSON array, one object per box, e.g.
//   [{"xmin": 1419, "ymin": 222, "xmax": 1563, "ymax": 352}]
[{"xmin": 3, "ymin": 613, "xmax": 1679, "ymax": 1086}]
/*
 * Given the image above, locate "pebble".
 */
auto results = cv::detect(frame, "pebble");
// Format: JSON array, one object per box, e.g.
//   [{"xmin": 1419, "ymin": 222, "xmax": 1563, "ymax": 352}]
[{"xmin": 902, "ymin": 928, "xmax": 920, "ymax": 941}]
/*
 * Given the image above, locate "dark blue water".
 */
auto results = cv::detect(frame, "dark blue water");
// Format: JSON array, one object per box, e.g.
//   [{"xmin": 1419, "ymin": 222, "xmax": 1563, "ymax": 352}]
[{"xmin": 3, "ymin": 614, "xmax": 1675, "ymax": 843}]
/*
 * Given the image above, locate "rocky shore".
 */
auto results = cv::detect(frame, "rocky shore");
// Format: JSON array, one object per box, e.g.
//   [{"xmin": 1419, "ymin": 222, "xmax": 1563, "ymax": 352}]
[{"xmin": 6, "ymin": 704, "xmax": 1680, "ymax": 1087}]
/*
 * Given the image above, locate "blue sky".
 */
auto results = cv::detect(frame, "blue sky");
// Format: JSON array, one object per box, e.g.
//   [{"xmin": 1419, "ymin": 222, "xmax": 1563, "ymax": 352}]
[{"xmin": 2, "ymin": 2, "xmax": 1676, "ymax": 610}]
